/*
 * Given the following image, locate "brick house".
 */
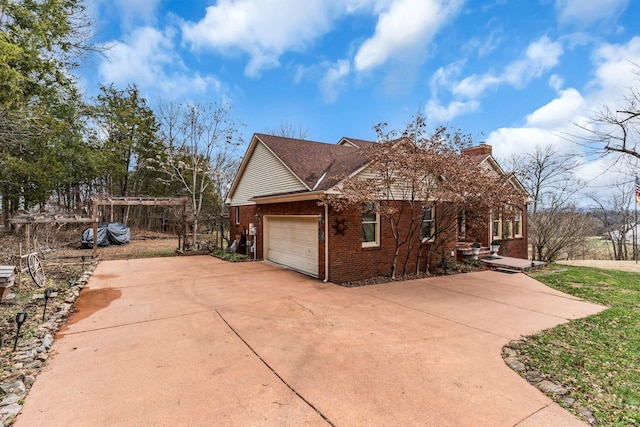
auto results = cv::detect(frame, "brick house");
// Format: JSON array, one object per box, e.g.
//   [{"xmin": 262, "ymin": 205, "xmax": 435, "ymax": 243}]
[{"xmin": 226, "ymin": 133, "xmax": 528, "ymax": 283}]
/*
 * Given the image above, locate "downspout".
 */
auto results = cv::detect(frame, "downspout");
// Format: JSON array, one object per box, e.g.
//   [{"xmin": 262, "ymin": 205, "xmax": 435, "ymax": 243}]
[{"xmin": 324, "ymin": 203, "xmax": 329, "ymax": 283}]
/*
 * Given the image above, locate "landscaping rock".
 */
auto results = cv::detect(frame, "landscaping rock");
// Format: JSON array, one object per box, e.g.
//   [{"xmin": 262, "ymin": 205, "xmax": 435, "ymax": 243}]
[
  {"xmin": 42, "ymin": 335, "xmax": 53, "ymax": 349},
  {"xmin": 505, "ymin": 357, "xmax": 526, "ymax": 372},
  {"xmin": 24, "ymin": 361, "xmax": 42, "ymax": 370},
  {"xmin": 525, "ymin": 370, "xmax": 543, "ymax": 383},
  {"xmin": 22, "ymin": 376, "xmax": 35, "ymax": 388},
  {"xmin": 0, "ymin": 394, "xmax": 21, "ymax": 406},
  {"xmin": 503, "ymin": 347, "xmax": 517, "ymax": 358},
  {"xmin": 0, "ymin": 381, "xmax": 25, "ymax": 396},
  {"xmin": 0, "ymin": 403, "xmax": 22, "ymax": 419},
  {"xmin": 578, "ymin": 406, "xmax": 598, "ymax": 425},
  {"xmin": 537, "ymin": 380, "xmax": 567, "ymax": 396}
]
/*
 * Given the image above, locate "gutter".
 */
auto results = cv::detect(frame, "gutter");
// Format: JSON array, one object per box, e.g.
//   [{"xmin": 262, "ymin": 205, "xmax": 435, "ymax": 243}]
[{"xmin": 324, "ymin": 203, "xmax": 329, "ymax": 283}]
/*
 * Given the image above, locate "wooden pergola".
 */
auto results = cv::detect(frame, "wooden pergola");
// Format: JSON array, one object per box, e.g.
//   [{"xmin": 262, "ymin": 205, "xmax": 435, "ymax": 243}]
[
  {"xmin": 10, "ymin": 196, "xmax": 190, "ymax": 257},
  {"xmin": 90, "ymin": 197, "xmax": 190, "ymax": 256}
]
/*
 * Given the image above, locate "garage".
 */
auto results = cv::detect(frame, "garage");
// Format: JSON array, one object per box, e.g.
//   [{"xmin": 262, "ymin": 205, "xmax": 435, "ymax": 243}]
[{"xmin": 264, "ymin": 216, "xmax": 319, "ymax": 277}]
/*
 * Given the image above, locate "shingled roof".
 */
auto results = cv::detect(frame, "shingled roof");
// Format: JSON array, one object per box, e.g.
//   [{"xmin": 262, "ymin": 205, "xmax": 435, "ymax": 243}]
[{"xmin": 254, "ymin": 133, "xmax": 372, "ymax": 191}]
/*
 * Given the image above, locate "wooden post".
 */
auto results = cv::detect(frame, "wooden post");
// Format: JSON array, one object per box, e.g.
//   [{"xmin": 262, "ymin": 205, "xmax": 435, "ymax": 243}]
[
  {"xmin": 18, "ymin": 242, "xmax": 22, "ymax": 287},
  {"xmin": 25, "ymin": 224, "xmax": 30, "ymax": 254},
  {"xmin": 92, "ymin": 199, "xmax": 99, "ymax": 258}
]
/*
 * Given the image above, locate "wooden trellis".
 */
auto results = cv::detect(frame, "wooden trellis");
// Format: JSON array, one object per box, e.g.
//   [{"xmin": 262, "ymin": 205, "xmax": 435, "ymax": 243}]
[
  {"xmin": 9, "ymin": 196, "xmax": 191, "ymax": 257},
  {"xmin": 91, "ymin": 197, "xmax": 190, "ymax": 256}
]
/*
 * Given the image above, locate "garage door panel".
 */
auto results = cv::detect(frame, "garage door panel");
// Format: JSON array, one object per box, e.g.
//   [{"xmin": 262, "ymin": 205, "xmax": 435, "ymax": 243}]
[{"xmin": 266, "ymin": 216, "xmax": 318, "ymax": 277}]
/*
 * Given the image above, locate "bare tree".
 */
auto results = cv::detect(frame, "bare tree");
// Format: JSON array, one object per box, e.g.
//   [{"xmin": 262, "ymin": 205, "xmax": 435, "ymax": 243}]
[
  {"xmin": 574, "ymin": 63, "xmax": 640, "ymax": 163},
  {"xmin": 591, "ymin": 181, "xmax": 637, "ymax": 260},
  {"xmin": 507, "ymin": 145, "xmax": 588, "ymax": 261},
  {"xmin": 264, "ymin": 122, "xmax": 309, "ymax": 140},
  {"xmin": 153, "ymin": 100, "xmax": 244, "ymax": 246},
  {"xmin": 324, "ymin": 115, "xmax": 524, "ymax": 278}
]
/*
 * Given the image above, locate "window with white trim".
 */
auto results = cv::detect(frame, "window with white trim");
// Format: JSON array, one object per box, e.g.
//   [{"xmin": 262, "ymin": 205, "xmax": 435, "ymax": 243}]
[
  {"xmin": 504, "ymin": 218, "xmax": 513, "ymax": 239},
  {"xmin": 492, "ymin": 213, "xmax": 502, "ymax": 240},
  {"xmin": 421, "ymin": 206, "xmax": 435, "ymax": 242},
  {"xmin": 362, "ymin": 202, "xmax": 379, "ymax": 247},
  {"xmin": 234, "ymin": 206, "xmax": 240, "ymax": 225},
  {"xmin": 514, "ymin": 212, "xmax": 522, "ymax": 237}
]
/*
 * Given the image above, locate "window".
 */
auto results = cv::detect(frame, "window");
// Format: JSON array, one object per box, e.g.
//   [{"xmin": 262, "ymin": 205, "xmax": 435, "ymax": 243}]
[
  {"xmin": 421, "ymin": 206, "xmax": 435, "ymax": 242},
  {"xmin": 514, "ymin": 212, "xmax": 522, "ymax": 237},
  {"xmin": 235, "ymin": 206, "xmax": 240, "ymax": 225},
  {"xmin": 362, "ymin": 202, "xmax": 379, "ymax": 247},
  {"xmin": 457, "ymin": 210, "xmax": 466, "ymax": 239},
  {"xmin": 504, "ymin": 218, "xmax": 513, "ymax": 239},
  {"xmin": 492, "ymin": 213, "xmax": 502, "ymax": 239}
]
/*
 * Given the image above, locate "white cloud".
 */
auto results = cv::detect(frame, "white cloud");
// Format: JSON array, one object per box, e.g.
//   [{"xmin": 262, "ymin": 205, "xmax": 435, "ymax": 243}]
[
  {"xmin": 555, "ymin": 0, "xmax": 629, "ymax": 27},
  {"xmin": 181, "ymin": 0, "xmax": 341, "ymax": 77},
  {"xmin": 354, "ymin": 0, "xmax": 464, "ymax": 72},
  {"xmin": 462, "ymin": 30, "xmax": 502, "ymax": 57},
  {"xmin": 425, "ymin": 99, "xmax": 479, "ymax": 122},
  {"xmin": 525, "ymin": 88, "xmax": 584, "ymax": 129},
  {"xmin": 588, "ymin": 36, "xmax": 640, "ymax": 104},
  {"xmin": 428, "ymin": 62, "xmax": 464, "ymax": 96},
  {"xmin": 504, "ymin": 36, "xmax": 564, "ymax": 87},
  {"xmin": 453, "ymin": 74, "xmax": 500, "ymax": 99},
  {"xmin": 319, "ymin": 60, "xmax": 351, "ymax": 103},
  {"xmin": 95, "ymin": 0, "xmax": 162, "ymax": 29},
  {"xmin": 548, "ymin": 74, "xmax": 564, "ymax": 91},
  {"xmin": 486, "ymin": 125, "xmax": 575, "ymax": 161},
  {"xmin": 487, "ymin": 36, "xmax": 640, "ymax": 192},
  {"xmin": 453, "ymin": 36, "xmax": 563, "ymax": 99},
  {"xmin": 98, "ymin": 27, "xmax": 221, "ymax": 98}
]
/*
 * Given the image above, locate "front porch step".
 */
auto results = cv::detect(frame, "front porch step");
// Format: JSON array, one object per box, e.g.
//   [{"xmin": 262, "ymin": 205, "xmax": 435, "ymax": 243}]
[{"xmin": 458, "ymin": 248, "xmax": 495, "ymax": 258}]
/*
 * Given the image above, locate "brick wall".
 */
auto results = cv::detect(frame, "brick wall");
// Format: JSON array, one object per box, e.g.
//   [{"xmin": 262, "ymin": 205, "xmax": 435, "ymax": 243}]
[
  {"xmin": 326, "ymin": 202, "xmax": 453, "ymax": 283},
  {"xmin": 232, "ymin": 199, "xmax": 529, "ymax": 284},
  {"xmin": 235, "ymin": 201, "xmax": 326, "ymax": 279}
]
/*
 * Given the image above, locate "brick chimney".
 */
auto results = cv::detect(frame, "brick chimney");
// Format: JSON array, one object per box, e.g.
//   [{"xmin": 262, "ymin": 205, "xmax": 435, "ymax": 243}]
[{"xmin": 461, "ymin": 142, "xmax": 492, "ymax": 157}]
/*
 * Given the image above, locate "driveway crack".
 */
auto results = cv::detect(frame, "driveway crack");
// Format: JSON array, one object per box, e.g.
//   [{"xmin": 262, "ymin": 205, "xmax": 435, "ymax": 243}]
[
  {"xmin": 290, "ymin": 298, "xmax": 319, "ymax": 319},
  {"xmin": 215, "ymin": 309, "xmax": 334, "ymax": 426}
]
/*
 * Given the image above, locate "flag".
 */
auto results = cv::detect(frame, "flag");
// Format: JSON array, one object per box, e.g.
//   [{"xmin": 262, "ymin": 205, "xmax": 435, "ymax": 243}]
[{"xmin": 636, "ymin": 176, "xmax": 640, "ymax": 205}]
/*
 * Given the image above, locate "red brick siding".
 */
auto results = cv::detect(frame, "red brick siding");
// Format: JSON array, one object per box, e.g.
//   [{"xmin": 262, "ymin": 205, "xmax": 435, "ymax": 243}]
[
  {"xmin": 234, "ymin": 201, "xmax": 326, "ymax": 279},
  {"xmin": 231, "ymin": 200, "xmax": 529, "ymax": 283},
  {"xmin": 327, "ymin": 202, "xmax": 454, "ymax": 283}
]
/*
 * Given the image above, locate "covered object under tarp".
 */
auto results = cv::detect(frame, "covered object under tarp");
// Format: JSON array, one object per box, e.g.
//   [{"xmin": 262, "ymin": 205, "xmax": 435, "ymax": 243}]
[{"xmin": 82, "ymin": 222, "xmax": 130, "ymax": 248}]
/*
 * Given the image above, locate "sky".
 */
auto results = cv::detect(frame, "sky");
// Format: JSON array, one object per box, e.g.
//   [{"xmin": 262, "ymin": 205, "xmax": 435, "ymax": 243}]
[{"xmin": 80, "ymin": 0, "xmax": 640, "ymax": 196}]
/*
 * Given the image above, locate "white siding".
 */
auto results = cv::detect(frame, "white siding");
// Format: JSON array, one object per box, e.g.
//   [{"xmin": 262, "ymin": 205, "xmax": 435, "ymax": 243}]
[
  {"xmin": 355, "ymin": 166, "xmax": 419, "ymax": 201},
  {"xmin": 230, "ymin": 142, "xmax": 307, "ymax": 205},
  {"xmin": 265, "ymin": 216, "xmax": 318, "ymax": 277}
]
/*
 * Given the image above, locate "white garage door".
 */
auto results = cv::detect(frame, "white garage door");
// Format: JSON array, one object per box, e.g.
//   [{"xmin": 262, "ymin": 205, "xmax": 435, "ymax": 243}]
[{"xmin": 265, "ymin": 216, "xmax": 318, "ymax": 277}]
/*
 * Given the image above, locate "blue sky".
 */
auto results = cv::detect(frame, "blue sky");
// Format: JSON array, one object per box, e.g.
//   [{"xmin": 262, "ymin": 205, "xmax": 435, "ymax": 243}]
[{"xmin": 80, "ymin": 0, "xmax": 640, "ymax": 191}]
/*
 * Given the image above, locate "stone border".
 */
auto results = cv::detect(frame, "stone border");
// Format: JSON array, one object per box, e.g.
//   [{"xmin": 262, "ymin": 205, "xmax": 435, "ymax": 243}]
[
  {"xmin": 503, "ymin": 339, "xmax": 598, "ymax": 426},
  {"xmin": 0, "ymin": 263, "xmax": 97, "ymax": 426}
]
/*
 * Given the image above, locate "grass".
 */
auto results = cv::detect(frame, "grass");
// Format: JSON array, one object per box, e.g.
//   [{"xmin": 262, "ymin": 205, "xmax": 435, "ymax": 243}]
[
  {"xmin": 211, "ymin": 249, "xmax": 249, "ymax": 262},
  {"xmin": 517, "ymin": 265, "xmax": 640, "ymax": 426}
]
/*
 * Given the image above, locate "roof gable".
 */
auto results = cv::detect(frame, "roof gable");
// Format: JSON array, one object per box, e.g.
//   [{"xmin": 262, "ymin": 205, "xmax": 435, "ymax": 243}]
[
  {"xmin": 255, "ymin": 133, "xmax": 370, "ymax": 191},
  {"xmin": 227, "ymin": 136, "xmax": 308, "ymax": 205}
]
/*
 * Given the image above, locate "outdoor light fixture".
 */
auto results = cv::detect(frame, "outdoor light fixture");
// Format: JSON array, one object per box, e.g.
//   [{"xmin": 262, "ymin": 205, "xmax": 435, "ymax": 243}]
[
  {"xmin": 42, "ymin": 288, "xmax": 53, "ymax": 322},
  {"xmin": 13, "ymin": 311, "xmax": 27, "ymax": 351}
]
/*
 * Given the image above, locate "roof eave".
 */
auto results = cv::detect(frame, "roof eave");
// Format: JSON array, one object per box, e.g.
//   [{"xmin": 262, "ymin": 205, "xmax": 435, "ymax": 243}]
[{"xmin": 249, "ymin": 190, "xmax": 327, "ymax": 204}]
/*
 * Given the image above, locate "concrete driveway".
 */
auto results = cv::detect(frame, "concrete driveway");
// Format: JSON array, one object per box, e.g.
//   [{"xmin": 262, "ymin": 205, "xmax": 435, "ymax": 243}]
[{"xmin": 16, "ymin": 257, "xmax": 605, "ymax": 426}]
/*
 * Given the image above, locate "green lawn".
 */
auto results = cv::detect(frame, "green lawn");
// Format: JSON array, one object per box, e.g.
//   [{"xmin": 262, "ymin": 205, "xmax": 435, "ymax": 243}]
[{"xmin": 517, "ymin": 266, "xmax": 640, "ymax": 426}]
